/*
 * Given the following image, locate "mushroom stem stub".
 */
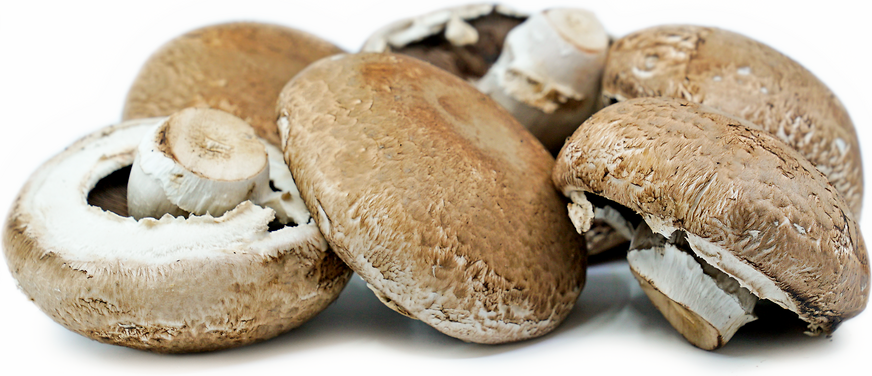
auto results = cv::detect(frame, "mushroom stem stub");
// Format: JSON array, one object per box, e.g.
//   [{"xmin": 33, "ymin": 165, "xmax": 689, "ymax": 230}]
[
  {"xmin": 127, "ymin": 108, "xmax": 270, "ymax": 219},
  {"xmin": 475, "ymin": 8, "xmax": 608, "ymax": 152}
]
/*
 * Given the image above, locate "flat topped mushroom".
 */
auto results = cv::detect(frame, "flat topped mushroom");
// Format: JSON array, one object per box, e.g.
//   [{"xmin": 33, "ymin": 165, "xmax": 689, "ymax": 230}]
[
  {"xmin": 602, "ymin": 25, "xmax": 863, "ymax": 218},
  {"xmin": 553, "ymin": 97, "xmax": 869, "ymax": 349},
  {"xmin": 277, "ymin": 52, "xmax": 586, "ymax": 344},
  {"xmin": 362, "ymin": 4, "xmax": 609, "ymax": 153},
  {"xmin": 123, "ymin": 22, "xmax": 344, "ymax": 146},
  {"xmin": 3, "ymin": 116, "xmax": 350, "ymax": 353}
]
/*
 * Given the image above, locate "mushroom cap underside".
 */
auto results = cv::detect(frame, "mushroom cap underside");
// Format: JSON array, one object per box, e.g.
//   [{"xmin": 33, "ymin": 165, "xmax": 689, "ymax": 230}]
[
  {"xmin": 361, "ymin": 3, "xmax": 526, "ymax": 81},
  {"xmin": 2, "ymin": 118, "xmax": 351, "ymax": 353}
]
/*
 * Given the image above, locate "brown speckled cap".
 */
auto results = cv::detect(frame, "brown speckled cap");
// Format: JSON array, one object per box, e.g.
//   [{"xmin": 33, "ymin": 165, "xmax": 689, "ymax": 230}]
[
  {"xmin": 602, "ymin": 25, "xmax": 863, "ymax": 218},
  {"xmin": 553, "ymin": 97, "xmax": 869, "ymax": 335},
  {"xmin": 277, "ymin": 53, "xmax": 586, "ymax": 344},
  {"xmin": 3, "ymin": 118, "xmax": 350, "ymax": 353},
  {"xmin": 123, "ymin": 22, "xmax": 344, "ymax": 146}
]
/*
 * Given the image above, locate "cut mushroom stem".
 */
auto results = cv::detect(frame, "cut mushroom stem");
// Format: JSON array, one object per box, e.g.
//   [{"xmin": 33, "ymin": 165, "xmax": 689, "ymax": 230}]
[
  {"xmin": 475, "ymin": 8, "xmax": 608, "ymax": 152},
  {"xmin": 628, "ymin": 222, "xmax": 758, "ymax": 350},
  {"xmin": 127, "ymin": 108, "xmax": 271, "ymax": 219}
]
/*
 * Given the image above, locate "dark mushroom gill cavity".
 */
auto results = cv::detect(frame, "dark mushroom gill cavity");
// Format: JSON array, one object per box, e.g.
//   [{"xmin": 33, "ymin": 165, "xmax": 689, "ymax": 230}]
[
  {"xmin": 395, "ymin": 12, "xmax": 525, "ymax": 80},
  {"xmin": 584, "ymin": 192, "xmax": 643, "ymax": 230},
  {"xmin": 87, "ymin": 166, "xmax": 296, "ymax": 231},
  {"xmin": 583, "ymin": 192, "xmax": 644, "ymax": 260},
  {"xmin": 88, "ymin": 165, "xmax": 131, "ymax": 217}
]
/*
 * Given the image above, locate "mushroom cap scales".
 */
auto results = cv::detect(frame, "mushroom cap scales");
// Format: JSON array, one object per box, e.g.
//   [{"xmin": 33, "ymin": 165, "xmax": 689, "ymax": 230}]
[
  {"xmin": 277, "ymin": 53, "xmax": 586, "ymax": 344},
  {"xmin": 3, "ymin": 118, "xmax": 351, "ymax": 353},
  {"xmin": 553, "ymin": 98, "xmax": 869, "ymax": 334}
]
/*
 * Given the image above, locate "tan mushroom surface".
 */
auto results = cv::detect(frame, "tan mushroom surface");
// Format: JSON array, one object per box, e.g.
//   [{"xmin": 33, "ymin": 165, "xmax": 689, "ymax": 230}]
[
  {"xmin": 602, "ymin": 25, "xmax": 863, "ymax": 218},
  {"xmin": 553, "ymin": 97, "xmax": 869, "ymax": 349},
  {"xmin": 362, "ymin": 4, "xmax": 609, "ymax": 153},
  {"xmin": 277, "ymin": 52, "xmax": 586, "ymax": 344},
  {"xmin": 3, "ymin": 118, "xmax": 351, "ymax": 353},
  {"xmin": 123, "ymin": 22, "xmax": 344, "ymax": 146}
]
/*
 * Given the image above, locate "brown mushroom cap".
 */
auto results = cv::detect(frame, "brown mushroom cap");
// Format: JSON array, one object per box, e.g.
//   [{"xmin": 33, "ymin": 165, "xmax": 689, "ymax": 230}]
[
  {"xmin": 602, "ymin": 25, "xmax": 863, "ymax": 218},
  {"xmin": 123, "ymin": 22, "xmax": 344, "ymax": 146},
  {"xmin": 277, "ymin": 53, "xmax": 586, "ymax": 344},
  {"xmin": 3, "ymin": 118, "xmax": 351, "ymax": 353},
  {"xmin": 553, "ymin": 97, "xmax": 869, "ymax": 335}
]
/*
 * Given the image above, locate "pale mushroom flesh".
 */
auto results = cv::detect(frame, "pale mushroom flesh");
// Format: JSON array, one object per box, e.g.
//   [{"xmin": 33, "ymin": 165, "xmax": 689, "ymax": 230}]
[
  {"xmin": 629, "ymin": 221, "xmax": 757, "ymax": 350},
  {"xmin": 5, "ymin": 118, "xmax": 349, "ymax": 352}
]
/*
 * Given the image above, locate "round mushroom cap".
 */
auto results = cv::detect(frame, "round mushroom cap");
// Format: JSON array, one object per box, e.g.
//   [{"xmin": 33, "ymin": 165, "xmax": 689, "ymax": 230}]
[
  {"xmin": 553, "ymin": 97, "xmax": 869, "ymax": 335},
  {"xmin": 602, "ymin": 25, "xmax": 863, "ymax": 218},
  {"xmin": 3, "ymin": 118, "xmax": 351, "ymax": 353},
  {"xmin": 277, "ymin": 53, "xmax": 586, "ymax": 344},
  {"xmin": 123, "ymin": 22, "xmax": 344, "ymax": 146}
]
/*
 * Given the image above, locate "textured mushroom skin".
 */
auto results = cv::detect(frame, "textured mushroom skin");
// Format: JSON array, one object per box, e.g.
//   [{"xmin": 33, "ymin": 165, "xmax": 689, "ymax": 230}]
[
  {"xmin": 123, "ymin": 22, "xmax": 344, "ymax": 146},
  {"xmin": 602, "ymin": 25, "xmax": 863, "ymax": 218},
  {"xmin": 3, "ymin": 120, "xmax": 351, "ymax": 353},
  {"xmin": 553, "ymin": 98, "xmax": 869, "ymax": 334},
  {"xmin": 278, "ymin": 53, "xmax": 585, "ymax": 344}
]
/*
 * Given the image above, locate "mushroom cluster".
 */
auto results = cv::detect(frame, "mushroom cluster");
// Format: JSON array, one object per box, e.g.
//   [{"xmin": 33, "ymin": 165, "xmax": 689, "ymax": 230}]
[{"xmin": 2, "ymin": 2, "xmax": 868, "ymax": 357}]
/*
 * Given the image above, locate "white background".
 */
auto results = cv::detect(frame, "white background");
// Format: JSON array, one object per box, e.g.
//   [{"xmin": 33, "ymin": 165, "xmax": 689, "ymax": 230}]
[{"xmin": 1, "ymin": 0, "xmax": 870, "ymax": 374}]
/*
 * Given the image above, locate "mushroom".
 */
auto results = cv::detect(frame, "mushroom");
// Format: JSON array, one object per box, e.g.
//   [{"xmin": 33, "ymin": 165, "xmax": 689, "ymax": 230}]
[
  {"xmin": 128, "ymin": 108, "xmax": 272, "ymax": 219},
  {"xmin": 362, "ymin": 4, "xmax": 609, "ymax": 153},
  {"xmin": 276, "ymin": 53, "xmax": 586, "ymax": 344},
  {"xmin": 123, "ymin": 22, "xmax": 344, "ymax": 146},
  {"xmin": 3, "ymin": 115, "xmax": 351, "ymax": 352},
  {"xmin": 602, "ymin": 25, "xmax": 863, "ymax": 219},
  {"xmin": 553, "ymin": 97, "xmax": 869, "ymax": 349}
]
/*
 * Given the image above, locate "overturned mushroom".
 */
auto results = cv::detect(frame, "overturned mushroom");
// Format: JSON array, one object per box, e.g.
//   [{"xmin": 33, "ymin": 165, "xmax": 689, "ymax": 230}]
[
  {"xmin": 553, "ymin": 97, "xmax": 869, "ymax": 349},
  {"xmin": 602, "ymin": 25, "xmax": 863, "ymax": 218},
  {"xmin": 277, "ymin": 53, "xmax": 586, "ymax": 344},
  {"xmin": 123, "ymin": 22, "xmax": 344, "ymax": 146},
  {"xmin": 3, "ymin": 116, "xmax": 350, "ymax": 353},
  {"xmin": 362, "ymin": 4, "xmax": 609, "ymax": 153}
]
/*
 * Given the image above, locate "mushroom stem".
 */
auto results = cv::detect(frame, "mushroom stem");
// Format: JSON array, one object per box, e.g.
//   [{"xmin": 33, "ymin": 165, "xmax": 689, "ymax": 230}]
[
  {"xmin": 127, "ymin": 108, "xmax": 271, "ymax": 219},
  {"xmin": 475, "ymin": 8, "xmax": 608, "ymax": 152},
  {"xmin": 628, "ymin": 222, "xmax": 757, "ymax": 350}
]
